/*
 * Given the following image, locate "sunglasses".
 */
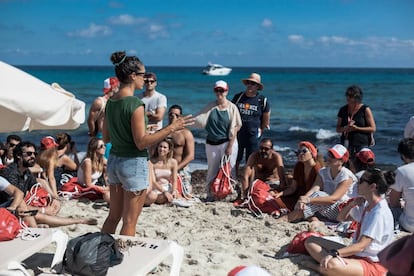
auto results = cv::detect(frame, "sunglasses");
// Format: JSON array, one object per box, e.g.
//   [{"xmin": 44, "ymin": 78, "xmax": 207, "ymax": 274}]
[
  {"xmin": 135, "ymin": 71, "xmax": 145, "ymax": 76},
  {"xmin": 23, "ymin": 151, "xmax": 37, "ymax": 157},
  {"xmin": 214, "ymin": 88, "xmax": 226, "ymax": 93},
  {"xmin": 98, "ymin": 144, "xmax": 106, "ymax": 149},
  {"xmin": 358, "ymin": 177, "xmax": 370, "ymax": 185},
  {"xmin": 260, "ymin": 146, "xmax": 272, "ymax": 151},
  {"xmin": 296, "ymin": 148, "xmax": 309, "ymax": 155},
  {"xmin": 168, "ymin": 112, "xmax": 180, "ymax": 118},
  {"xmin": 9, "ymin": 142, "xmax": 18, "ymax": 147},
  {"xmin": 245, "ymin": 80, "xmax": 257, "ymax": 86},
  {"xmin": 144, "ymin": 79, "xmax": 156, "ymax": 84}
]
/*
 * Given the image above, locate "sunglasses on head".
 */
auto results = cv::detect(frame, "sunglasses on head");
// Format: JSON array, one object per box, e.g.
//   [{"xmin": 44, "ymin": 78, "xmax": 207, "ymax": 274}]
[{"xmin": 23, "ymin": 151, "xmax": 37, "ymax": 157}]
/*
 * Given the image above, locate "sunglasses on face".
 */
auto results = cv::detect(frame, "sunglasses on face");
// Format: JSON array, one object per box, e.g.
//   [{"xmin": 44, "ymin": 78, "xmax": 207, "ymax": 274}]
[
  {"xmin": 97, "ymin": 144, "xmax": 106, "ymax": 149},
  {"xmin": 23, "ymin": 151, "xmax": 37, "ymax": 157},
  {"xmin": 168, "ymin": 112, "xmax": 180, "ymax": 118},
  {"xmin": 358, "ymin": 177, "xmax": 370, "ymax": 185},
  {"xmin": 144, "ymin": 79, "xmax": 156, "ymax": 84},
  {"xmin": 214, "ymin": 88, "xmax": 226, "ymax": 93},
  {"xmin": 9, "ymin": 142, "xmax": 18, "ymax": 147},
  {"xmin": 296, "ymin": 148, "xmax": 309, "ymax": 155},
  {"xmin": 245, "ymin": 80, "xmax": 257, "ymax": 86}
]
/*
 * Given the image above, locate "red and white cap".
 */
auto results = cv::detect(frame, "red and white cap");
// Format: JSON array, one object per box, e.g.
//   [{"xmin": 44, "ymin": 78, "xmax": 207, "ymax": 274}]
[
  {"xmin": 41, "ymin": 136, "xmax": 58, "ymax": 150},
  {"xmin": 228, "ymin": 266, "xmax": 271, "ymax": 276},
  {"xmin": 214, "ymin": 80, "xmax": 229, "ymax": 91},
  {"xmin": 328, "ymin": 144, "xmax": 349, "ymax": 162},
  {"xmin": 103, "ymin": 77, "xmax": 119, "ymax": 94},
  {"xmin": 356, "ymin": 148, "xmax": 375, "ymax": 164}
]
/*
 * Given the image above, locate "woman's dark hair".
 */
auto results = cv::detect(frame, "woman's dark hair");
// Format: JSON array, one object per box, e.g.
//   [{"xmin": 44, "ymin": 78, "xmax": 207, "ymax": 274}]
[
  {"xmin": 398, "ymin": 138, "xmax": 414, "ymax": 160},
  {"xmin": 362, "ymin": 168, "xmax": 395, "ymax": 195},
  {"xmin": 110, "ymin": 51, "xmax": 144, "ymax": 84},
  {"xmin": 345, "ymin": 85, "xmax": 363, "ymax": 103}
]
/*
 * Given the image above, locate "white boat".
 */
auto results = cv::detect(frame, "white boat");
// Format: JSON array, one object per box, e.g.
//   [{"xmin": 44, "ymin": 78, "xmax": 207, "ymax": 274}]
[{"xmin": 202, "ymin": 62, "xmax": 232, "ymax": 76}]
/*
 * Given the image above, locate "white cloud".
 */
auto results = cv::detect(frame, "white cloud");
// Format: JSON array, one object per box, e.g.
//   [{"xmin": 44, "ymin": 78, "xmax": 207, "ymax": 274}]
[
  {"xmin": 261, "ymin": 18, "xmax": 273, "ymax": 28},
  {"xmin": 67, "ymin": 23, "xmax": 111, "ymax": 38},
  {"xmin": 288, "ymin": 34, "xmax": 304, "ymax": 44},
  {"xmin": 109, "ymin": 14, "xmax": 147, "ymax": 25}
]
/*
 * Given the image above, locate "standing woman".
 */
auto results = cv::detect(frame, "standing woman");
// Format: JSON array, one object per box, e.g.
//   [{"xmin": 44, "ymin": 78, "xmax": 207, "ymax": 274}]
[
  {"xmin": 193, "ymin": 80, "xmax": 242, "ymax": 199},
  {"xmin": 336, "ymin": 85, "xmax": 376, "ymax": 160},
  {"xmin": 101, "ymin": 51, "xmax": 193, "ymax": 236}
]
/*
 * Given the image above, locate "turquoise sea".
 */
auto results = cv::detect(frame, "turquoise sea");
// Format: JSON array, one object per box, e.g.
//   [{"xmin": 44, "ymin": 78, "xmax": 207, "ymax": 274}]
[{"xmin": 1, "ymin": 65, "xmax": 414, "ymax": 168}]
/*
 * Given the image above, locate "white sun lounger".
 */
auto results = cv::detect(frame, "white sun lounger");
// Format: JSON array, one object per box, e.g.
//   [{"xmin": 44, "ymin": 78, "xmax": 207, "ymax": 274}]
[
  {"xmin": 0, "ymin": 228, "xmax": 68, "ymax": 276},
  {"xmin": 108, "ymin": 235, "xmax": 184, "ymax": 276}
]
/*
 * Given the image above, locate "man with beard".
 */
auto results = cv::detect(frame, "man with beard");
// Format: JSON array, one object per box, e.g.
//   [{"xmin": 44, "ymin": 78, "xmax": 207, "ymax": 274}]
[
  {"xmin": 238, "ymin": 138, "xmax": 285, "ymax": 203},
  {"xmin": 1, "ymin": 141, "xmax": 61, "ymax": 215}
]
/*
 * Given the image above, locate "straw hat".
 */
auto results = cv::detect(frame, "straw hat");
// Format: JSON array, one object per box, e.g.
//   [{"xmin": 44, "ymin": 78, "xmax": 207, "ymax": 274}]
[{"xmin": 242, "ymin": 73, "xmax": 264, "ymax": 90}]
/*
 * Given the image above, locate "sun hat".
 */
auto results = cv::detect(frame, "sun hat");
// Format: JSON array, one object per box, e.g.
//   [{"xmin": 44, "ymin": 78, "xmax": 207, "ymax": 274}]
[
  {"xmin": 214, "ymin": 80, "xmax": 228, "ymax": 91},
  {"xmin": 242, "ymin": 73, "xmax": 264, "ymax": 90},
  {"xmin": 356, "ymin": 148, "xmax": 375, "ymax": 165},
  {"xmin": 41, "ymin": 136, "xmax": 58, "ymax": 150},
  {"xmin": 328, "ymin": 144, "xmax": 349, "ymax": 162},
  {"xmin": 102, "ymin": 77, "xmax": 119, "ymax": 94},
  {"xmin": 228, "ymin": 265, "xmax": 271, "ymax": 276},
  {"xmin": 144, "ymin": 72, "xmax": 157, "ymax": 81},
  {"xmin": 298, "ymin": 141, "xmax": 317, "ymax": 158}
]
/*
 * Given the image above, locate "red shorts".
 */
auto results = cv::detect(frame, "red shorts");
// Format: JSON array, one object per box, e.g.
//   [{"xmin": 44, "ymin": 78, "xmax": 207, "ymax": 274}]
[{"xmin": 355, "ymin": 256, "xmax": 387, "ymax": 276}]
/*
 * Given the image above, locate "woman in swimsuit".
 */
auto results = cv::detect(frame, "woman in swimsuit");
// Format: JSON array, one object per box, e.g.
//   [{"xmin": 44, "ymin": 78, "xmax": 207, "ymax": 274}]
[{"xmin": 145, "ymin": 139, "xmax": 178, "ymax": 206}]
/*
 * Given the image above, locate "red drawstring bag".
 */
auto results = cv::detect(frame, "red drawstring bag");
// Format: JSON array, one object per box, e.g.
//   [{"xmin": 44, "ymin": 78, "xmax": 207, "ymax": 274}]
[
  {"xmin": 59, "ymin": 177, "xmax": 103, "ymax": 200},
  {"xmin": 0, "ymin": 208, "xmax": 21, "ymax": 241},
  {"xmin": 24, "ymin": 183, "xmax": 52, "ymax": 207},
  {"xmin": 210, "ymin": 155, "xmax": 235, "ymax": 200},
  {"xmin": 287, "ymin": 231, "xmax": 324, "ymax": 254},
  {"xmin": 247, "ymin": 179, "xmax": 289, "ymax": 218}
]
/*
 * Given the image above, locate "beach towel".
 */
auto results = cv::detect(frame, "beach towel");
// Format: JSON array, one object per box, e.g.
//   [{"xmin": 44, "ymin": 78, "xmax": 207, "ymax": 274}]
[
  {"xmin": 246, "ymin": 179, "xmax": 288, "ymax": 218},
  {"xmin": 210, "ymin": 155, "xmax": 235, "ymax": 200}
]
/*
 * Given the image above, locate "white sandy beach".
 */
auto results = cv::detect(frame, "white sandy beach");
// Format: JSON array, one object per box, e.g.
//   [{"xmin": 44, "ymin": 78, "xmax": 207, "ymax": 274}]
[{"xmin": 22, "ymin": 169, "xmax": 408, "ymax": 276}]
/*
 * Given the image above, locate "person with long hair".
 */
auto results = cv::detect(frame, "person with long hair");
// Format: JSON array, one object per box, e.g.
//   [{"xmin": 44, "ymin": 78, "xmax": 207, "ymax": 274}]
[
  {"xmin": 286, "ymin": 144, "xmax": 357, "ymax": 222},
  {"xmin": 36, "ymin": 136, "xmax": 60, "ymax": 199},
  {"xmin": 304, "ymin": 168, "xmax": 395, "ymax": 276},
  {"xmin": 77, "ymin": 137, "xmax": 109, "ymax": 202},
  {"xmin": 101, "ymin": 51, "xmax": 193, "ymax": 236},
  {"xmin": 274, "ymin": 141, "xmax": 324, "ymax": 211}
]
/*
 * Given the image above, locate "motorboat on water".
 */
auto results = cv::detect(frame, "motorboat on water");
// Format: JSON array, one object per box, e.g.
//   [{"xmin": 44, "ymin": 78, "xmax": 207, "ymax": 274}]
[{"xmin": 202, "ymin": 62, "xmax": 232, "ymax": 76}]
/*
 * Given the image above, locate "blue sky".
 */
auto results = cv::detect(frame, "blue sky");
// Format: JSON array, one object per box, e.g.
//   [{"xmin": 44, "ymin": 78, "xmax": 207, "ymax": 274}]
[{"xmin": 2, "ymin": 0, "xmax": 414, "ymax": 67}]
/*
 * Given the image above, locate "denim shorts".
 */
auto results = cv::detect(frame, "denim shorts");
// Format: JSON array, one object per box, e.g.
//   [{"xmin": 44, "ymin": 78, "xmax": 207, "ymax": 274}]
[{"xmin": 107, "ymin": 155, "xmax": 148, "ymax": 192}]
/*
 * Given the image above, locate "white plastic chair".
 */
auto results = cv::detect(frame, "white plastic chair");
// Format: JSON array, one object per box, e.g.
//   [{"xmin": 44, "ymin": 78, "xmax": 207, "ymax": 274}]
[
  {"xmin": 0, "ymin": 228, "xmax": 68, "ymax": 275},
  {"xmin": 108, "ymin": 235, "xmax": 184, "ymax": 276}
]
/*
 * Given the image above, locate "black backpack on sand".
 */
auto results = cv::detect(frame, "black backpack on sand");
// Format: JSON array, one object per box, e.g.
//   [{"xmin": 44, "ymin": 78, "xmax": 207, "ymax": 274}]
[{"xmin": 63, "ymin": 232, "xmax": 123, "ymax": 276}]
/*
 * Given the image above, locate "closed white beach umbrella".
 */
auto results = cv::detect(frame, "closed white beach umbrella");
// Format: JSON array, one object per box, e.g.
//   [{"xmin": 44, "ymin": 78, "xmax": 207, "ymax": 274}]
[{"xmin": 0, "ymin": 61, "xmax": 85, "ymax": 132}]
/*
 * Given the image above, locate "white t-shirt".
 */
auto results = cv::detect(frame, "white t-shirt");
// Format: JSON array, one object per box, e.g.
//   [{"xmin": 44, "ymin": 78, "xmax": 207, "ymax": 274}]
[
  {"xmin": 139, "ymin": 91, "xmax": 167, "ymax": 130},
  {"xmin": 319, "ymin": 166, "xmax": 358, "ymax": 201},
  {"xmin": 390, "ymin": 162, "xmax": 414, "ymax": 232},
  {"xmin": 0, "ymin": 176, "xmax": 10, "ymax": 191},
  {"xmin": 404, "ymin": 116, "xmax": 414, "ymax": 138},
  {"xmin": 350, "ymin": 199, "xmax": 394, "ymax": 262}
]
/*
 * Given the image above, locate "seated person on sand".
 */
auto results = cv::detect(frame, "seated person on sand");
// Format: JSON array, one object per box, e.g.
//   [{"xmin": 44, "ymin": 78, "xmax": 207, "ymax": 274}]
[
  {"xmin": 145, "ymin": 139, "xmax": 190, "ymax": 207},
  {"xmin": 55, "ymin": 132, "xmax": 78, "ymax": 187},
  {"xmin": 388, "ymin": 138, "xmax": 414, "ymax": 233},
  {"xmin": 237, "ymin": 138, "xmax": 285, "ymax": 204},
  {"xmin": 1, "ymin": 141, "xmax": 61, "ymax": 216},
  {"xmin": 36, "ymin": 136, "xmax": 62, "ymax": 198},
  {"xmin": 167, "ymin": 104, "xmax": 195, "ymax": 196},
  {"xmin": 0, "ymin": 175, "xmax": 96, "ymax": 227},
  {"xmin": 303, "ymin": 168, "xmax": 394, "ymax": 276},
  {"xmin": 76, "ymin": 138, "xmax": 110, "ymax": 203},
  {"xmin": 272, "ymin": 141, "xmax": 324, "ymax": 211},
  {"xmin": 286, "ymin": 144, "xmax": 357, "ymax": 223}
]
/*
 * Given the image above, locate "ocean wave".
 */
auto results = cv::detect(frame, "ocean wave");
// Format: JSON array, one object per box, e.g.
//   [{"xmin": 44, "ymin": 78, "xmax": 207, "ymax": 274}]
[{"xmin": 288, "ymin": 126, "xmax": 338, "ymax": 140}]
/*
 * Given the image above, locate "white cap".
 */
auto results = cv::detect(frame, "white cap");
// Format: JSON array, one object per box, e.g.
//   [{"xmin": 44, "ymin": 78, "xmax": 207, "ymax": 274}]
[{"xmin": 214, "ymin": 80, "xmax": 228, "ymax": 91}]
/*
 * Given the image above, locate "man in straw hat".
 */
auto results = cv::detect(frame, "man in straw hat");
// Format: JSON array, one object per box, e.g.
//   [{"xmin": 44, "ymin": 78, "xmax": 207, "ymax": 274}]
[{"xmin": 232, "ymin": 72, "xmax": 271, "ymax": 181}]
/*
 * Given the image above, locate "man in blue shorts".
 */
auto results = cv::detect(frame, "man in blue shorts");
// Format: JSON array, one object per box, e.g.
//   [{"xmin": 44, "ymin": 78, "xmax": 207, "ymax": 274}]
[{"xmin": 232, "ymin": 73, "xmax": 271, "ymax": 179}]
